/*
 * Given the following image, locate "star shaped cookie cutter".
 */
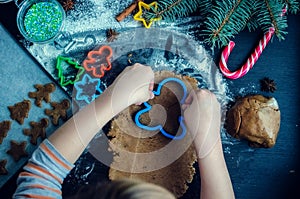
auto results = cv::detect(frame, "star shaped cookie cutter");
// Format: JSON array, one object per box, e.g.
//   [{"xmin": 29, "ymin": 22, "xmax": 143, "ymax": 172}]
[
  {"xmin": 82, "ymin": 45, "xmax": 113, "ymax": 78},
  {"xmin": 133, "ymin": 1, "xmax": 162, "ymax": 28},
  {"xmin": 134, "ymin": 77, "xmax": 187, "ymax": 140},
  {"xmin": 74, "ymin": 73, "xmax": 103, "ymax": 104}
]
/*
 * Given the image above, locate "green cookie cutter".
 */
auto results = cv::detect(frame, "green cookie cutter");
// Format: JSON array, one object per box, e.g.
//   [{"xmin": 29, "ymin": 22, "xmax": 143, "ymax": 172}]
[{"xmin": 56, "ymin": 56, "xmax": 85, "ymax": 87}]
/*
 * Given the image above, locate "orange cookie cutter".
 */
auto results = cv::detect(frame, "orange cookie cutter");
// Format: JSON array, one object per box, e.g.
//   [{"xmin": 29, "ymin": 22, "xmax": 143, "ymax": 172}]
[{"xmin": 82, "ymin": 45, "xmax": 113, "ymax": 78}]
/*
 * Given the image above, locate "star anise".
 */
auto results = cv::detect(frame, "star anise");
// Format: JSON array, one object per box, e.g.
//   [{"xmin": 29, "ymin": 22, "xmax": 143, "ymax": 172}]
[
  {"xmin": 106, "ymin": 28, "xmax": 119, "ymax": 42},
  {"xmin": 61, "ymin": 0, "xmax": 75, "ymax": 11},
  {"xmin": 260, "ymin": 77, "xmax": 277, "ymax": 93}
]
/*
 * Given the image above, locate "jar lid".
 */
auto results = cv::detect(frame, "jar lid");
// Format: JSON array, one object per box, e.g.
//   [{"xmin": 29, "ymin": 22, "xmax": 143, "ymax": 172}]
[
  {"xmin": 16, "ymin": 0, "xmax": 65, "ymax": 43},
  {"xmin": 0, "ymin": 0, "xmax": 13, "ymax": 3}
]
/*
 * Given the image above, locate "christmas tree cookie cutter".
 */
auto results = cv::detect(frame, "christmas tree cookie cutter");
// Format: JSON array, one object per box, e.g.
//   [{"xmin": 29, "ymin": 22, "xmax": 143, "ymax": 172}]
[
  {"xmin": 133, "ymin": 1, "xmax": 162, "ymax": 28},
  {"xmin": 56, "ymin": 56, "xmax": 85, "ymax": 87},
  {"xmin": 134, "ymin": 77, "xmax": 187, "ymax": 140},
  {"xmin": 74, "ymin": 73, "xmax": 103, "ymax": 104},
  {"xmin": 82, "ymin": 45, "xmax": 113, "ymax": 78}
]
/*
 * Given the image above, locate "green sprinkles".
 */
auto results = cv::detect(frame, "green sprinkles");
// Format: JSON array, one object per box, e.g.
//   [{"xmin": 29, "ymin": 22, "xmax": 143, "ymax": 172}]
[{"xmin": 24, "ymin": 2, "xmax": 63, "ymax": 41}]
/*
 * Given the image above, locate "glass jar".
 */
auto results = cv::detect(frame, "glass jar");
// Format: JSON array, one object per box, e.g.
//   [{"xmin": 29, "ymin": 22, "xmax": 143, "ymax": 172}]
[
  {"xmin": 16, "ymin": 0, "xmax": 65, "ymax": 43},
  {"xmin": 0, "ymin": 0, "xmax": 13, "ymax": 3}
]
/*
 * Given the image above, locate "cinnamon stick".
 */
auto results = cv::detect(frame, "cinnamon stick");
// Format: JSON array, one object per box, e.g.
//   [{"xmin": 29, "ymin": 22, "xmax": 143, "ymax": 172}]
[{"xmin": 115, "ymin": 0, "xmax": 142, "ymax": 22}]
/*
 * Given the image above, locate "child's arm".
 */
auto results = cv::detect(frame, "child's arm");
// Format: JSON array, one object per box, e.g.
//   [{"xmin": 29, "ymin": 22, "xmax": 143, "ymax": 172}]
[
  {"xmin": 13, "ymin": 139, "xmax": 74, "ymax": 199},
  {"xmin": 13, "ymin": 64, "xmax": 154, "ymax": 198},
  {"xmin": 198, "ymin": 139, "xmax": 234, "ymax": 199},
  {"xmin": 182, "ymin": 90, "xmax": 235, "ymax": 199},
  {"xmin": 48, "ymin": 63, "xmax": 154, "ymax": 163}
]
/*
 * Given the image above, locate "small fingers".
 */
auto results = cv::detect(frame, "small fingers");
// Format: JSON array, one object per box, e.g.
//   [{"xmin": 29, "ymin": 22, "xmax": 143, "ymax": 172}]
[
  {"xmin": 132, "ymin": 63, "xmax": 152, "ymax": 70},
  {"xmin": 148, "ymin": 78, "xmax": 155, "ymax": 100},
  {"xmin": 182, "ymin": 90, "xmax": 196, "ymax": 111},
  {"xmin": 135, "ymin": 102, "xmax": 142, "ymax": 106},
  {"xmin": 132, "ymin": 63, "xmax": 140, "ymax": 69},
  {"xmin": 135, "ymin": 83, "xmax": 155, "ymax": 105},
  {"xmin": 149, "ymin": 91, "xmax": 154, "ymax": 99},
  {"xmin": 135, "ymin": 91, "xmax": 154, "ymax": 105},
  {"xmin": 181, "ymin": 104, "xmax": 188, "ymax": 111},
  {"xmin": 184, "ymin": 90, "xmax": 196, "ymax": 105},
  {"xmin": 149, "ymin": 79, "xmax": 154, "ymax": 91}
]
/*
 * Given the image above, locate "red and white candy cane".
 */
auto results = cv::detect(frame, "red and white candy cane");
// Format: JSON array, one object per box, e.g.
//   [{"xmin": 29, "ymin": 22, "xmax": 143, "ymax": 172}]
[{"xmin": 219, "ymin": 27, "xmax": 275, "ymax": 79}]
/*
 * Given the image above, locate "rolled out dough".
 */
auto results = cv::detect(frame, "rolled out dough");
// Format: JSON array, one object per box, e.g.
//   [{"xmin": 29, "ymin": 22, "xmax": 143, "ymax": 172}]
[{"xmin": 108, "ymin": 71, "xmax": 199, "ymax": 198}]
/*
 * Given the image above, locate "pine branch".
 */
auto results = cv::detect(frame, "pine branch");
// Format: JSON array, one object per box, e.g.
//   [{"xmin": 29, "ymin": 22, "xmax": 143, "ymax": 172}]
[
  {"xmin": 202, "ymin": 0, "xmax": 256, "ymax": 48},
  {"xmin": 156, "ymin": 0, "xmax": 183, "ymax": 17},
  {"xmin": 246, "ymin": 15, "xmax": 260, "ymax": 32},
  {"xmin": 144, "ymin": 0, "xmax": 203, "ymax": 22},
  {"xmin": 199, "ymin": 0, "xmax": 213, "ymax": 16},
  {"xmin": 280, "ymin": 0, "xmax": 300, "ymax": 14},
  {"xmin": 256, "ymin": 0, "xmax": 288, "ymax": 40},
  {"xmin": 246, "ymin": 1, "xmax": 260, "ymax": 32}
]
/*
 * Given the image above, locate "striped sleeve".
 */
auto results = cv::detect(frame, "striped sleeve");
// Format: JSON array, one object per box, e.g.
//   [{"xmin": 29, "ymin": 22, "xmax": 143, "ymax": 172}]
[{"xmin": 13, "ymin": 139, "xmax": 74, "ymax": 199}]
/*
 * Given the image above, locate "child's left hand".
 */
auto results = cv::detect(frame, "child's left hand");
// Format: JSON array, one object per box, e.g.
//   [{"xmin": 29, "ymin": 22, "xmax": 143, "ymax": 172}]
[{"xmin": 109, "ymin": 63, "xmax": 154, "ymax": 113}]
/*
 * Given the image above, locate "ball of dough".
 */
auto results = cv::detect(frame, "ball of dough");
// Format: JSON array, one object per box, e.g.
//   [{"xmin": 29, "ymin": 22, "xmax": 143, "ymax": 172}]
[{"xmin": 225, "ymin": 95, "xmax": 280, "ymax": 148}]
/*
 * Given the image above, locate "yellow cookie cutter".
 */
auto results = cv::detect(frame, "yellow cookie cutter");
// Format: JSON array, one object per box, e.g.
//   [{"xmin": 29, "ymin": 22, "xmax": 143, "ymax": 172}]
[{"xmin": 133, "ymin": 1, "xmax": 162, "ymax": 28}]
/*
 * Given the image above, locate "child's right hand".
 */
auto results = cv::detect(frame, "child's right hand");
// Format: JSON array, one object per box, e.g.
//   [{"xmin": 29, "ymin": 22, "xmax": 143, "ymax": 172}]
[
  {"xmin": 109, "ymin": 63, "xmax": 154, "ymax": 114},
  {"xmin": 182, "ymin": 89, "xmax": 221, "ymax": 158}
]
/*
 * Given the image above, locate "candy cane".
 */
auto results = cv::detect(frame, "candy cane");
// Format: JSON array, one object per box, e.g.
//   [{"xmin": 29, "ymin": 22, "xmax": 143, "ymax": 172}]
[
  {"xmin": 219, "ymin": 4, "xmax": 288, "ymax": 80},
  {"xmin": 219, "ymin": 27, "xmax": 275, "ymax": 79}
]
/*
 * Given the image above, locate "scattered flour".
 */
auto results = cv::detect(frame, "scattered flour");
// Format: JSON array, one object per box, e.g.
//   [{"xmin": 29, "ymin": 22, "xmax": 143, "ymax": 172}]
[{"xmin": 22, "ymin": 0, "xmax": 240, "ymax": 178}]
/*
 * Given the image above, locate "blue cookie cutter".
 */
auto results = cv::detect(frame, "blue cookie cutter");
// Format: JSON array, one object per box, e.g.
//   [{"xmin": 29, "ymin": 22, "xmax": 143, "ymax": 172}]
[
  {"xmin": 134, "ymin": 77, "xmax": 187, "ymax": 140},
  {"xmin": 74, "ymin": 73, "xmax": 103, "ymax": 104}
]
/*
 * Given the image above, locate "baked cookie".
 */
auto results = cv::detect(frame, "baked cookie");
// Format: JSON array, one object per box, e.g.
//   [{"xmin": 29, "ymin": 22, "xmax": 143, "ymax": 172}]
[
  {"xmin": 108, "ymin": 71, "xmax": 198, "ymax": 198},
  {"xmin": 225, "ymin": 95, "xmax": 280, "ymax": 148},
  {"xmin": 23, "ymin": 118, "xmax": 49, "ymax": 145},
  {"xmin": 8, "ymin": 100, "xmax": 31, "ymax": 125},
  {"xmin": 0, "ymin": 159, "xmax": 8, "ymax": 175},
  {"xmin": 7, "ymin": 140, "xmax": 28, "ymax": 162},
  {"xmin": 0, "ymin": 120, "xmax": 11, "ymax": 144},
  {"xmin": 29, "ymin": 83, "xmax": 56, "ymax": 107},
  {"xmin": 45, "ymin": 99, "xmax": 70, "ymax": 125}
]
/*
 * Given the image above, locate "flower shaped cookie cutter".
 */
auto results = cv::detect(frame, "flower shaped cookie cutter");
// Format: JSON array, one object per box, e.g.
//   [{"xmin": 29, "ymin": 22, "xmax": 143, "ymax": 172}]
[
  {"xmin": 82, "ymin": 45, "xmax": 113, "ymax": 78},
  {"xmin": 134, "ymin": 77, "xmax": 187, "ymax": 140}
]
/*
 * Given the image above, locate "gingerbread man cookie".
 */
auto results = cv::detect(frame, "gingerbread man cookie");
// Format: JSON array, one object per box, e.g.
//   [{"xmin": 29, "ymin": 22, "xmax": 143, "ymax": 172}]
[
  {"xmin": 0, "ymin": 120, "xmax": 11, "ymax": 144},
  {"xmin": 29, "ymin": 83, "xmax": 56, "ymax": 107},
  {"xmin": 8, "ymin": 100, "xmax": 31, "ymax": 125},
  {"xmin": 45, "ymin": 99, "xmax": 70, "ymax": 125},
  {"xmin": 0, "ymin": 159, "xmax": 8, "ymax": 175},
  {"xmin": 23, "ymin": 118, "xmax": 49, "ymax": 145}
]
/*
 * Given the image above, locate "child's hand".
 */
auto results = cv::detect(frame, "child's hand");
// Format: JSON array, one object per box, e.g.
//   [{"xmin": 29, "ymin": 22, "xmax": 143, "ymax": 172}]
[
  {"xmin": 182, "ymin": 89, "xmax": 221, "ymax": 158},
  {"xmin": 110, "ymin": 63, "xmax": 154, "ymax": 113}
]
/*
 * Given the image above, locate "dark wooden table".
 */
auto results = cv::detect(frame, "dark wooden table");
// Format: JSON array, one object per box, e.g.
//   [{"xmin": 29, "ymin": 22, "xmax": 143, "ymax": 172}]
[
  {"xmin": 215, "ymin": 13, "xmax": 300, "ymax": 199},
  {"xmin": 1, "ymin": 2, "xmax": 299, "ymax": 198}
]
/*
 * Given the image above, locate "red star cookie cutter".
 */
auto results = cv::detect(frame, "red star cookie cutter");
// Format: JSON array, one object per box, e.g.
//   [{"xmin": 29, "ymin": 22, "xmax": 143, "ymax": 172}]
[{"xmin": 82, "ymin": 45, "xmax": 113, "ymax": 78}]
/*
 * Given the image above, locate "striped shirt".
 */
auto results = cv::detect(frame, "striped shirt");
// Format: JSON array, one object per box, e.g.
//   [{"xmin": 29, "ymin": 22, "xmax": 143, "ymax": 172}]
[{"xmin": 13, "ymin": 139, "xmax": 74, "ymax": 199}]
